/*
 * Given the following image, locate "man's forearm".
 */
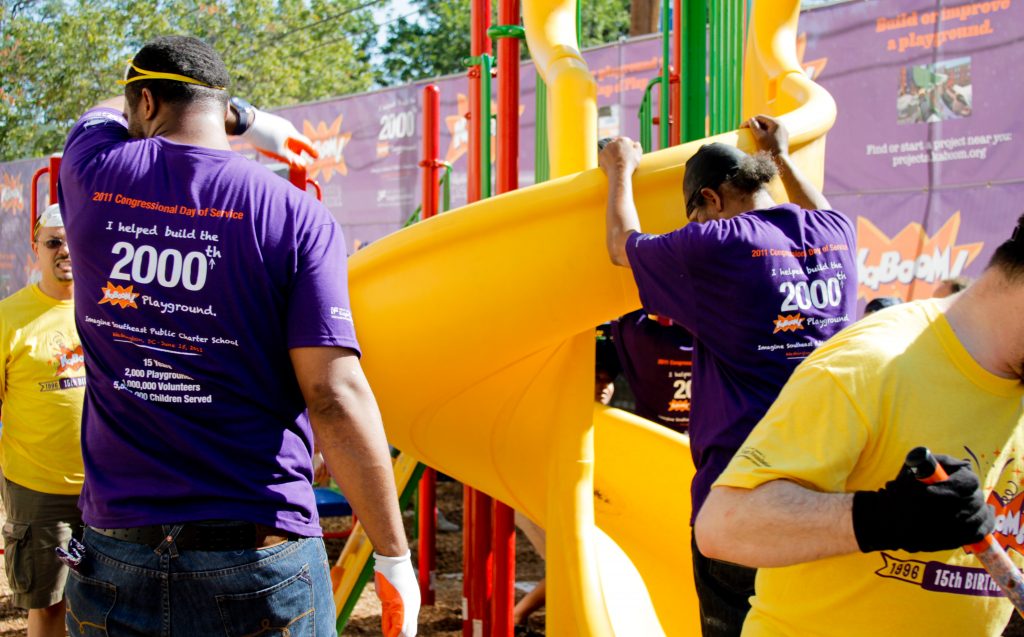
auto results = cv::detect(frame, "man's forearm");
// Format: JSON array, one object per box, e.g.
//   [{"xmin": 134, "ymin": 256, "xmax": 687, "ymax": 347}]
[
  {"xmin": 308, "ymin": 375, "xmax": 408, "ymax": 557},
  {"xmin": 605, "ymin": 171, "xmax": 640, "ymax": 266},
  {"xmin": 775, "ymin": 153, "xmax": 831, "ymax": 211},
  {"xmin": 695, "ymin": 480, "xmax": 859, "ymax": 568}
]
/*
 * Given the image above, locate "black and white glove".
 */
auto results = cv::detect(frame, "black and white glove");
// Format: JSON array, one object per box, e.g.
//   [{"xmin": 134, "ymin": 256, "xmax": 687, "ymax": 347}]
[{"xmin": 852, "ymin": 454, "xmax": 994, "ymax": 553}]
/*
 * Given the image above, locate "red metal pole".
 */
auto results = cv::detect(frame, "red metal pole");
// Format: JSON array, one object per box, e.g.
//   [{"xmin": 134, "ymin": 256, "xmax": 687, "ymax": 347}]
[
  {"xmin": 417, "ymin": 84, "xmax": 442, "ymax": 607},
  {"xmin": 418, "ymin": 468, "xmax": 438, "ymax": 606},
  {"xmin": 670, "ymin": 0, "xmax": 682, "ymax": 145},
  {"xmin": 47, "ymin": 155, "xmax": 60, "ymax": 205},
  {"xmin": 490, "ymin": 0, "xmax": 520, "ymax": 634},
  {"xmin": 288, "ymin": 165, "xmax": 307, "ymax": 191},
  {"xmin": 462, "ymin": 486, "xmax": 474, "ymax": 637},
  {"xmin": 30, "ymin": 166, "xmax": 49, "ymax": 244},
  {"xmin": 306, "ymin": 178, "xmax": 322, "ymax": 202},
  {"xmin": 465, "ymin": 1, "xmax": 493, "ymax": 633},
  {"xmin": 421, "ymin": 85, "xmax": 442, "ymax": 220}
]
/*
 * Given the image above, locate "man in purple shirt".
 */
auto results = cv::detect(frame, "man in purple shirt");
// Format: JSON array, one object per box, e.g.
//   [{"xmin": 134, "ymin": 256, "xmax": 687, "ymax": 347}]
[
  {"xmin": 600, "ymin": 115, "xmax": 857, "ymax": 637},
  {"xmin": 611, "ymin": 310, "xmax": 695, "ymax": 433},
  {"xmin": 59, "ymin": 36, "xmax": 417, "ymax": 636}
]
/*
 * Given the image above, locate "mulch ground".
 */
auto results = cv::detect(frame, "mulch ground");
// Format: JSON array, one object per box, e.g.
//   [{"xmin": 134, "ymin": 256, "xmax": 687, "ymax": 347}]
[
  {"xmin": 2, "ymin": 482, "xmax": 1021, "ymax": 636},
  {"xmin": 335, "ymin": 479, "xmax": 547, "ymax": 635}
]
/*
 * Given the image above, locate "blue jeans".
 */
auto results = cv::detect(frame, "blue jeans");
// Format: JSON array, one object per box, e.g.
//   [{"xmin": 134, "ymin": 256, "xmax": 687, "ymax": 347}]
[
  {"xmin": 65, "ymin": 527, "xmax": 337, "ymax": 636},
  {"xmin": 691, "ymin": 534, "xmax": 756, "ymax": 637}
]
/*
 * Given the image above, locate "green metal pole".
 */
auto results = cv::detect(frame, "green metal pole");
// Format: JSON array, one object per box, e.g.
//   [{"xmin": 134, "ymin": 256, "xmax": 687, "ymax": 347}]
[
  {"xmin": 733, "ymin": 0, "xmax": 743, "ymax": 123},
  {"xmin": 336, "ymin": 462, "xmax": 428, "ymax": 632},
  {"xmin": 480, "ymin": 53, "xmax": 493, "ymax": 198},
  {"xmin": 535, "ymin": 74, "xmax": 549, "ymax": 183},
  {"xmin": 711, "ymin": 0, "xmax": 721, "ymax": 134},
  {"xmin": 728, "ymin": 0, "xmax": 738, "ymax": 125},
  {"xmin": 576, "ymin": 0, "xmax": 582, "ymax": 42},
  {"xmin": 638, "ymin": 77, "xmax": 661, "ymax": 153},
  {"xmin": 441, "ymin": 163, "xmax": 453, "ymax": 212},
  {"xmin": 681, "ymin": 0, "xmax": 707, "ymax": 141},
  {"xmin": 659, "ymin": 0, "xmax": 671, "ymax": 150}
]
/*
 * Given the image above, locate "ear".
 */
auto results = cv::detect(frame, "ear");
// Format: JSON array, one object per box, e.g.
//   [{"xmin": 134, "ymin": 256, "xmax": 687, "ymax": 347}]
[
  {"xmin": 140, "ymin": 87, "xmax": 158, "ymax": 121},
  {"xmin": 700, "ymin": 186, "xmax": 724, "ymax": 212},
  {"xmin": 30, "ymin": 239, "xmax": 39, "ymax": 259}
]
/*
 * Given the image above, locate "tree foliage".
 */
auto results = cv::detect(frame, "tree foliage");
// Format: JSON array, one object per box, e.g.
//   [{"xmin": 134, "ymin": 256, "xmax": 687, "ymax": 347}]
[
  {"xmin": 376, "ymin": 0, "xmax": 631, "ymax": 86},
  {"xmin": 0, "ymin": 0, "xmax": 377, "ymax": 161}
]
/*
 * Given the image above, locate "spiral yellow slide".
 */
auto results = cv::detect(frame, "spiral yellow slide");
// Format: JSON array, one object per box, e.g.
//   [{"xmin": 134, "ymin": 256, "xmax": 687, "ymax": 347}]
[{"xmin": 339, "ymin": 0, "xmax": 836, "ymax": 633}]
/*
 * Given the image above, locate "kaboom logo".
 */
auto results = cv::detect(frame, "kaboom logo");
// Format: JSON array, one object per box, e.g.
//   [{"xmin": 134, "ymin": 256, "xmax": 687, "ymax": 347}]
[
  {"xmin": 445, "ymin": 94, "xmax": 525, "ymax": 164},
  {"xmin": 857, "ymin": 213, "xmax": 983, "ymax": 300},
  {"xmin": 98, "ymin": 282, "xmax": 140, "ymax": 309},
  {"xmin": 1, "ymin": 173, "xmax": 25, "ymax": 214},
  {"xmin": 991, "ymin": 490, "xmax": 1024, "ymax": 556},
  {"xmin": 303, "ymin": 115, "xmax": 352, "ymax": 182}
]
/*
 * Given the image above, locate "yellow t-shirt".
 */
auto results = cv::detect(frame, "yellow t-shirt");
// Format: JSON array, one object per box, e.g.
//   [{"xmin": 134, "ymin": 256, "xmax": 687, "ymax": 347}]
[
  {"xmin": 0, "ymin": 284, "xmax": 85, "ymax": 494},
  {"xmin": 715, "ymin": 299, "xmax": 1024, "ymax": 637}
]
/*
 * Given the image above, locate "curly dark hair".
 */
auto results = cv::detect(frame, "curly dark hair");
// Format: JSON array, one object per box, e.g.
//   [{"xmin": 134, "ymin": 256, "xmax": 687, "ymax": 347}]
[
  {"xmin": 727, "ymin": 152, "xmax": 778, "ymax": 194},
  {"xmin": 125, "ymin": 36, "xmax": 230, "ymax": 109},
  {"xmin": 689, "ymin": 151, "xmax": 777, "ymax": 210},
  {"xmin": 988, "ymin": 212, "xmax": 1024, "ymax": 281}
]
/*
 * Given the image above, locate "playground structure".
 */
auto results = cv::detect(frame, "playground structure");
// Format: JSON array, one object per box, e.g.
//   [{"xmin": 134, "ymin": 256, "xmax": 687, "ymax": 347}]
[
  {"xmin": 329, "ymin": 0, "xmax": 836, "ymax": 634},
  {"xmin": 19, "ymin": 0, "xmax": 835, "ymax": 633}
]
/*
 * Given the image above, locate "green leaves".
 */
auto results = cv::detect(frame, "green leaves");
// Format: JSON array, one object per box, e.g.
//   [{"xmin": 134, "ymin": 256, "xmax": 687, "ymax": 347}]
[
  {"xmin": 374, "ymin": 0, "xmax": 630, "ymax": 86},
  {"xmin": 0, "ymin": 0, "xmax": 376, "ymax": 161}
]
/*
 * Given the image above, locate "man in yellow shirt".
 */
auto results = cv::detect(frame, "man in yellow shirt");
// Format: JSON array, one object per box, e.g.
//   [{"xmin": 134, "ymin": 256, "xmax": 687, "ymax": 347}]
[
  {"xmin": 0, "ymin": 203, "xmax": 85, "ymax": 637},
  {"xmin": 694, "ymin": 214, "xmax": 1023, "ymax": 636}
]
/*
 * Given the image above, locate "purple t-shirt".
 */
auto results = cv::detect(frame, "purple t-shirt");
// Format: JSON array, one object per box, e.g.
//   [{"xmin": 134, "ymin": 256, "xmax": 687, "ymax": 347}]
[
  {"xmin": 625, "ymin": 204, "xmax": 857, "ymax": 522},
  {"xmin": 59, "ymin": 109, "xmax": 360, "ymax": 536},
  {"xmin": 611, "ymin": 310, "xmax": 694, "ymax": 433}
]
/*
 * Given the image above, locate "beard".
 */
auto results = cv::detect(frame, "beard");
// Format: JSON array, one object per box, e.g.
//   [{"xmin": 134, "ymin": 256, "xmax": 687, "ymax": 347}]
[{"xmin": 52, "ymin": 258, "xmax": 73, "ymax": 282}]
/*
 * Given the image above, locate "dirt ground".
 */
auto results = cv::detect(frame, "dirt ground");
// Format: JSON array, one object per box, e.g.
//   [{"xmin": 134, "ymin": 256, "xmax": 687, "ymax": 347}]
[
  {"xmin": 337, "ymin": 479, "xmax": 547, "ymax": 636},
  {"xmin": 2, "ymin": 481, "xmax": 1022, "ymax": 636},
  {"xmin": 0, "ymin": 479, "xmax": 546, "ymax": 637}
]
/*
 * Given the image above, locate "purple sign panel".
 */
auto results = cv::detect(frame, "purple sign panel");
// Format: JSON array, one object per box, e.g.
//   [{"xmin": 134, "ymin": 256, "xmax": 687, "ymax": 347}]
[
  {"xmin": 800, "ymin": 0, "xmax": 1023, "ymax": 301},
  {"xmin": 0, "ymin": 157, "xmax": 48, "ymax": 298},
  {"xmin": 262, "ymin": 36, "xmax": 660, "ymax": 250},
  {"xmin": 0, "ymin": 35, "xmax": 666, "ymax": 291}
]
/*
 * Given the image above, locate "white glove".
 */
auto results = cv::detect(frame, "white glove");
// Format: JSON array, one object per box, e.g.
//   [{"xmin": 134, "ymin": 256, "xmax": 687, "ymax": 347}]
[
  {"xmin": 373, "ymin": 551, "xmax": 420, "ymax": 637},
  {"xmin": 241, "ymin": 108, "xmax": 318, "ymax": 167}
]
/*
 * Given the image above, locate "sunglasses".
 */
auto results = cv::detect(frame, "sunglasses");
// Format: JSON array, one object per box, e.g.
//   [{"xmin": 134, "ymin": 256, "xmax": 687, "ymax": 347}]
[{"xmin": 37, "ymin": 237, "xmax": 67, "ymax": 250}]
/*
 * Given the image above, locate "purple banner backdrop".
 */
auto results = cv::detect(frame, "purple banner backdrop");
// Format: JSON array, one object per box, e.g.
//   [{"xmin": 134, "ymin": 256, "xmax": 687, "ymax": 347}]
[
  {"xmin": 0, "ymin": 157, "xmax": 52, "ymax": 297},
  {"xmin": 4, "ymin": 3, "xmax": 1021, "ymax": 300},
  {"xmin": 262, "ymin": 35, "xmax": 660, "ymax": 250},
  {"xmin": 800, "ymin": 0, "xmax": 1022, "ymax": 301}
]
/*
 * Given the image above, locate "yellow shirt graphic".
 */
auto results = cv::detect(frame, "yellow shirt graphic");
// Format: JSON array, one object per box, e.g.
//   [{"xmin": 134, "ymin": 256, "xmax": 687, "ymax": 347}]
[
  {"xmin": 0, "ymin": 284, "xmax": 85, "ymax": 494},
  {"xmin": 715, "ymin": 299, "xmax": 1024, "ymax": 637}
]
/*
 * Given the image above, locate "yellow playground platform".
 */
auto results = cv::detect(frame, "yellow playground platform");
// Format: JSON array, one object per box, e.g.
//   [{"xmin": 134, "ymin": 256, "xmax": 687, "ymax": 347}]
[{"xmin": 335, "ymin": 0, "xmax": 836, "ymax": 633}]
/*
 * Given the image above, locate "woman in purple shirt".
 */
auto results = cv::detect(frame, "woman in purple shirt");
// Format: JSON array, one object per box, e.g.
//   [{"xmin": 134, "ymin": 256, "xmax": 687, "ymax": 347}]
[{"xmin": 599, "ymin": 115, "xmax": 857, "ymax": 637}]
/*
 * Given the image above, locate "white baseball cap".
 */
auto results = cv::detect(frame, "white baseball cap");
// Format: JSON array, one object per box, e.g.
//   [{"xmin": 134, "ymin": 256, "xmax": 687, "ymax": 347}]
[{"xmin": 35, "ymin": 203, "xmax": 63, "ymax": 235}]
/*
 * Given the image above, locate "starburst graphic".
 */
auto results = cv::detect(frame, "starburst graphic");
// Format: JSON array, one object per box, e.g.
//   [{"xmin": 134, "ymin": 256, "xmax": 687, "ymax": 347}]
[
  {"xmin": 1, "ymin": 173, "xmax": 25, "ymax": 214},
  {"xmin": 98, "ymin": 281, "xmax": 139, "ymax": 309},
  {"xmin": 445, "ymin": 94, "xmax": 526, "ymax": 164},
  {"xmin": 856, "ymin": 213, "xmax": 984, "ymax": 300},
  {"xmin": 54, "ymin": 345, "xmax": 85, "ymax": 374},
  {"xmin": 303, "ymin": 115, "xmax": 352, "ymax": 182},
  {"xmin": 987, "ymin": 489, "xmax": 1024, "ymax": 556},
  {"xmin": 669, "ymin": 399, "xmax": 691, "ymax": 413},
  {"xmin": 773, "ymin": 314, "xmax": 805, "ymax": 333},
  {"xmin": 445, "ymin": 94, "xmax": 472, "ymax": 164},
  {"xmin": 797, "ymin": 32, "xmax": 828, "ymax": 81}
]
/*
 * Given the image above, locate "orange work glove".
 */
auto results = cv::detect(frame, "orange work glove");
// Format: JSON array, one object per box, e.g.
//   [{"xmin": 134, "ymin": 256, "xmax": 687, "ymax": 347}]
[{"xmin": 373, "ymin": 550, "xmax": 419, "ymax": 636}]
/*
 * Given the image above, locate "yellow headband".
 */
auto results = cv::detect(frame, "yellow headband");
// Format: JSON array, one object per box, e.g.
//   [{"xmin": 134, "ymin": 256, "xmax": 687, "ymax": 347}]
[{"xmin": 117, "ymin": 62, "xmax": 226, "ymax": 90}]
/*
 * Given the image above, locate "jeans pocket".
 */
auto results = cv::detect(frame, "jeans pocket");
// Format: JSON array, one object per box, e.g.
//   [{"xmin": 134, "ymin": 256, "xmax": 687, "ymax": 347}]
[
  {"xmin": 65, "ymin": 570, "xmax": 117, "ymax": 636},
  {"xmin": 216, "ymin": 564, "xmax": 315, "ymax": 637},
  {"xmin": 2, "ymin": 520, "xmax": 32, "ymax": 594}
]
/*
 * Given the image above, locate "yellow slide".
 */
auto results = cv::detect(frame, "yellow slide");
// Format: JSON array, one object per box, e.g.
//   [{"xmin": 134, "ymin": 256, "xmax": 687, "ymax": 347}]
[{"xmin": 342, "ymin": 0, "xmax": 835, "ymax": 633}]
